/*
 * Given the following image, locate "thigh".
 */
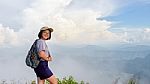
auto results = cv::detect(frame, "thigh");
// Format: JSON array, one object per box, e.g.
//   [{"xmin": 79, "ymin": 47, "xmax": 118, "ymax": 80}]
[
  {"xmin": 37, "ymin": 77, "xmax": 45, "ymax": 84},
  {"xmin": 47, "ymin": 75, "xmax": 58, "ymax": 84}
]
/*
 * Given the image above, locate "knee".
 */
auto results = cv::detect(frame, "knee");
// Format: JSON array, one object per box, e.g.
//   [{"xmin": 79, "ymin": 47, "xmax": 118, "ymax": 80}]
[
  {"xmin": 47, "ymin": 75, "xmax": 58, "ymax": 84},
  {"xmin": 53, "ymin": 78, "xmax": 58, "ymax": 84}
]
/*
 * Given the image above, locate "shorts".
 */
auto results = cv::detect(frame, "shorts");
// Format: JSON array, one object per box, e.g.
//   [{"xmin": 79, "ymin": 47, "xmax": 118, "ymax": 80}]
[{"xmin": 34, "ymin": 61, "xmax": 53, "ymax": 80}]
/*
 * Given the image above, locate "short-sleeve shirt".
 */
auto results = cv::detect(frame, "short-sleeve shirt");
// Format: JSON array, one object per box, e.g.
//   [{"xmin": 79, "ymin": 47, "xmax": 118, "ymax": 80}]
[{"xmin": 36, "ymin": 39, "xmax": 50, "ymax": 60}]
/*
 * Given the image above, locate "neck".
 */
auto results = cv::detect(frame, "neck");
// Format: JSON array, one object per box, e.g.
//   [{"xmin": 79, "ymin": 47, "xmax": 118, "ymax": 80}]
[{"xmin": 41, "ymin": 38, "xmax": 46, "ymax": 40}]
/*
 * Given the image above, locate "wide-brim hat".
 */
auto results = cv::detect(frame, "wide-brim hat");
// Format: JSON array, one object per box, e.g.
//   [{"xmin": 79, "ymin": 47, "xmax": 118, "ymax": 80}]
[{"xmin": 40, "ymin": 26, "xmax": 53, "ymax": 32}]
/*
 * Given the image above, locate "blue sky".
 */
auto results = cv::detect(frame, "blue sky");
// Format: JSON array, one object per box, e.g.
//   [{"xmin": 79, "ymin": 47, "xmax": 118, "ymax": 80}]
[{"xmin": 104, "ymin": 1, "xmax": 150, "ymax": 28}]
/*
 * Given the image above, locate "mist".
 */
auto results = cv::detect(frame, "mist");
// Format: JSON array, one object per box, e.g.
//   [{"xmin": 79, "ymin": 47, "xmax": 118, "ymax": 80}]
[{"xmin": 0, "ymin": 43, "xmax": 150, "ymax": 84}]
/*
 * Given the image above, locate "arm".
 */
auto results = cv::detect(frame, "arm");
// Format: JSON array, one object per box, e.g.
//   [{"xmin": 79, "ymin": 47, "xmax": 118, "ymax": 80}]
[
  {"xmin": 36, "ymin": 40, "xmax": 52, "ymax": 61},
  {"xmin": 38, "ymin": 50, "xmax": 52, "ymax": 61}
]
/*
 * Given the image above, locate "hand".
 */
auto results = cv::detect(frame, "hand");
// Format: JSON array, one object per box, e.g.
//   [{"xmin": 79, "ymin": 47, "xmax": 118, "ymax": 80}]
[{"xmin": 47, "ymin": 56, "xmax": 52, "ymax": 61}]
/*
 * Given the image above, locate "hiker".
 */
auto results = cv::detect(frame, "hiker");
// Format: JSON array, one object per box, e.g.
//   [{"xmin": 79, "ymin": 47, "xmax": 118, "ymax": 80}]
[{"xmin": 34, "ymin": 26, "xmax": 57, "ymax": 84}]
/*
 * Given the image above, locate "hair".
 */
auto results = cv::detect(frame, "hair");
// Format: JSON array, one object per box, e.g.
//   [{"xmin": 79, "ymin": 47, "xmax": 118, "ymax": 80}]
[{"xmin": 38, "ymin": 29, "xmax": 52, "ymax": 40}]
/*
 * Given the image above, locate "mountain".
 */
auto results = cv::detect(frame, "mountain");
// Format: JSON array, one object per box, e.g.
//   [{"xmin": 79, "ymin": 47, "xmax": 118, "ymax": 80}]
[{"xmin": 1, "ymin": 43, "xmax": 150, "ymax": 84}]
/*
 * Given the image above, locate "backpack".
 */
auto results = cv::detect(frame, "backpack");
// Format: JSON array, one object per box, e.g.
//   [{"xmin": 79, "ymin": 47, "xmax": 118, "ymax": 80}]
[{"xmin": 25, "ymin": 39, "xmax": 41, "ymax": 68}]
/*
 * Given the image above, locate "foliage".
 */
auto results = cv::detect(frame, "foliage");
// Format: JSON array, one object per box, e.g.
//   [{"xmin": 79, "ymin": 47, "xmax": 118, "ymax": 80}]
[
  {"xmin": 128, "ymin": 79, "xmax": 136, "ymax": 84},
  {"xmin": 31, "ymin": 80, "xmax": 36, "ymax": 84},
  {"xmin": 45, "ymin": 76, "xmax": 89, "ymax": 84}
]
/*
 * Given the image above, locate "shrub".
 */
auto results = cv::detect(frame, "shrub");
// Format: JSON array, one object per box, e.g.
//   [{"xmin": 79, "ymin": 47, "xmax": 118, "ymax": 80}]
[
  {"xmin": 45, "ymin": 76, "xmax": 89, "ymax": 84},
  {"xmin": 128, "ymin": 79, "xmax": 136, "ymax": 84}
]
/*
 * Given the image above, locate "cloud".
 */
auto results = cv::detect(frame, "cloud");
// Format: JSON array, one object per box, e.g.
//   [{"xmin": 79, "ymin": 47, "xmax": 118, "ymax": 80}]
[
  {"xmin": 18, "ymin": 0, "xmax": 123, "ymax": 45},
  {"xmin": 67, "ymin": 0, "xmax": 119, "ymax": 16},
  {"xmin": 117, "ymin": 28, "xmax": 150, "ymax": 44},
  {"xmin": 0, "ymin": 0, "xmax": 32, "ymax": 30},
  {"xmin": 0, "ymin": 44, "xmax": 136, "ymax": 84},
  {"xmin": 0, "ymin": 0, "xmax": 150, "ymax": 46},
  {"xmin": 0, "ymin": 24, "xmax": 19, "ymax": 46},
  {"xmin": 53, "ymin": 56, "xmax": 132, "ymax": 84}
]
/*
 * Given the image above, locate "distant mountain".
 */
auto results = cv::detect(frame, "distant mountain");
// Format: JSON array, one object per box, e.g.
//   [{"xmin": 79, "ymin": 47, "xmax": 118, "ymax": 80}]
[
  {"xmin": 125, "ymin": 54, "xmax": 150, "ymax": 74},
  {"xmin": 124, "ymin": 54, "xmax": 150, "ymax": 84},
  {"xmin": 51, "ymin": 44, "xmax": 150, "ymax": 60},
  {"xmin": 115, "ymin": 44, "xmax": 150, "ymax": 51}
]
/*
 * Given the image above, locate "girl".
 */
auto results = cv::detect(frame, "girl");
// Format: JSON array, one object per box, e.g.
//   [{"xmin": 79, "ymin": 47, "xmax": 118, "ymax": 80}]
[{"xmin": 34, "ymin": 26, "xmax": 57, "ymax": 84}]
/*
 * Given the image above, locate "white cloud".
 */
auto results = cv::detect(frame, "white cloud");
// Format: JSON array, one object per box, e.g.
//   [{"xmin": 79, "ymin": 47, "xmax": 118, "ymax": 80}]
[
  {"xmin": 115, "ymin": 28, "xmax": 150, "ymax": 44},
  {"xmin": 0, "ymin": 24, "xmax": 19, "ymax": 46},
  {"xmin": 67, "ymin": 0, "xmax": 119, "ymax": 16},
  {"xmin": 18, "ymin": 0, "xmax": 123, "ymax": 45},
  {"xmin": 0, "ymin": 0, "xmax": 150, "ymax": 46},
  {"xmin": 143, "ymin": 28, "xmax": 150, "ymax": 41},
  {"xmin": 0, "ymin": 0, "xmax": 32, "ymax": 30}
]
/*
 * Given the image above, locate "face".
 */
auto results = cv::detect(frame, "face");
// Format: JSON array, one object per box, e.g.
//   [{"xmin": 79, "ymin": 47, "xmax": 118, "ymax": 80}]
[{"xmin": 41, "ymin": 30, "xmax": 50, "ymax": 40}]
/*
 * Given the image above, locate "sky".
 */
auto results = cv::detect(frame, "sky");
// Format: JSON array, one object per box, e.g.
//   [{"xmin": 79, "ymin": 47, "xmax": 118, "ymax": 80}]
[
  {"xmin": 0, "ymin": 0, "xmax": 150, "ymax": 84},
  {"xmin": 0, "ymin": 0, "xmax": 150, "ymax": 46},
  {"xmin": 104, "ymin": 1, "xmax": 150, "ymax": 28}
]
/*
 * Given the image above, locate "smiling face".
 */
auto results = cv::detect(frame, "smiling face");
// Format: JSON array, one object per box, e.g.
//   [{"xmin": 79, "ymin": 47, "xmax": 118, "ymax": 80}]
[
  {"xmin": 38, "ymin": 29, "xmax": 52, "ymax": 40},
  {"xmin": 41, "ymin": 30, "xmax": 50, "ymax": 40}
]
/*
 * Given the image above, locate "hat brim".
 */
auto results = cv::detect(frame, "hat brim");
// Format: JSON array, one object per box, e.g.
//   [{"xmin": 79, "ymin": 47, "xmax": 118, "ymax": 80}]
[{"xmin": 40, "ymin": 27, "xmax": 53, "ymax": 32}]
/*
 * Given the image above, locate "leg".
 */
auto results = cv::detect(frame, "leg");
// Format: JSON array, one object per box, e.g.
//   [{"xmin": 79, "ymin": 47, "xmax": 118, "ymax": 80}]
[
  {"xmin": 47, "ymin": 75, "xmax": 58, "ymax": 84},
  {"xmin": 37, "ymin": 77, "xmax": 45, "ymax": 84}
]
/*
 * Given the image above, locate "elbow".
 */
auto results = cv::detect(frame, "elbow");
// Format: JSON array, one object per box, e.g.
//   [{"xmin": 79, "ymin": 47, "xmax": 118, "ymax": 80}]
[
  {"xmin": 38, "ymin": 51, "xmax": 45, "ymax": 58},
  {"xmin": 38, "ymin": 53, "xmax": 44, "ymax": 58}
]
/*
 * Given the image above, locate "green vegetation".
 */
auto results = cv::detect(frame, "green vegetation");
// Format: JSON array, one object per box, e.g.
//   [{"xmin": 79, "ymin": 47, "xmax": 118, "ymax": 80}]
[
  {"xmin": 128, "ymin": 79, "xmax": 136, "ymax": 84},
  {"xmin": 0, "ymin": 76, "xmax": 139, "ymax": 84},
  {"xmin": 31, "ymin": 80, "xmax": 36, "ymax": 84},
  {"xmin": 45, "ymin": 76, "xmax": 89, "ymax": 84},
  {"xmin": 0, "ymin": 76, "xmax": 88, "ymax": 84}
]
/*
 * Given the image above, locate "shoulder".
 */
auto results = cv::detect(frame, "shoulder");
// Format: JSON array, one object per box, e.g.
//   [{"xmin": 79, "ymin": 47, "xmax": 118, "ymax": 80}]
[{"xmin": 36, "ymin": 39, "xmax": 45, "ymax": 44}]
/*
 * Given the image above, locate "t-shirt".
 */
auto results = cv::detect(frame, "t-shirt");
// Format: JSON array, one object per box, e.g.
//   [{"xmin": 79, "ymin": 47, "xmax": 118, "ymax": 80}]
[{"xmin": 36, "ymin": 39, "xmax": 50, "ymax": 61}]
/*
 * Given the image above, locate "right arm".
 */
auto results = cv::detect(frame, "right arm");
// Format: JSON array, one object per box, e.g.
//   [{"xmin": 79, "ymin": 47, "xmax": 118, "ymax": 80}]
[
  {"xmin": 38, "ymin": 50, "xmax": 52, "ymax": 61},
  {"xmin": 36, "ymin": 39, "xmax": 52, "ymax": 61}
]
